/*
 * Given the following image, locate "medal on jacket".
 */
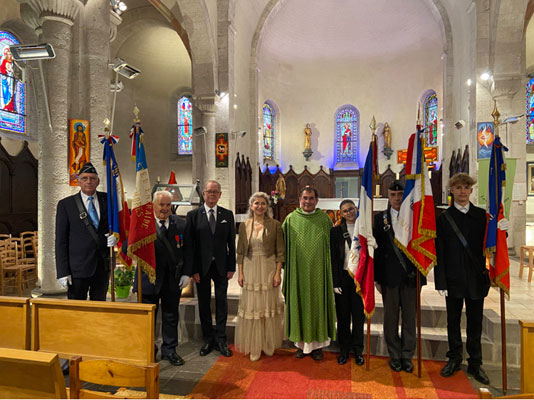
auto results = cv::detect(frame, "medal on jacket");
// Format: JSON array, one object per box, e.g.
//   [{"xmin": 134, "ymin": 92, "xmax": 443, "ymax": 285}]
[
  {"xmin": 175, "ymin": 234, "xmax": 182, "ymax": 248},
  {"xmin": 383, "ymin": 211, "xmax": 391, "ymax": 232}
]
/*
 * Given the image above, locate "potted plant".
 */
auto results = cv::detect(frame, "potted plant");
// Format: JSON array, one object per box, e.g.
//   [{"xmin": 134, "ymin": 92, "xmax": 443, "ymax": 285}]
[{"xmin": 114, "ymin": 267, "xmax": 134, "ymax": 299}]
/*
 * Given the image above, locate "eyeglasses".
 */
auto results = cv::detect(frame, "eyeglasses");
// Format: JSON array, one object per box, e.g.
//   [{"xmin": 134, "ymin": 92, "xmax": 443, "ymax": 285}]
[
  {"xmin": 341, "ymin": 207, "xmax": 356, "ymax": 213},
  {"xmin": 204, "ymin": 190, "xmax": 220, "ymax": 195}
]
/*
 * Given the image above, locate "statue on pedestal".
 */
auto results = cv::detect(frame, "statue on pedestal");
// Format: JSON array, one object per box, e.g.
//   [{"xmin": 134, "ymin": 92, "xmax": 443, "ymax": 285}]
[
  {"xmin": 383, "ymin": 122, "xmax": 393, "ymax": 160},
  {"xmin": 303, "ymin": 123, "xmax": 313, "ymax": 161}
]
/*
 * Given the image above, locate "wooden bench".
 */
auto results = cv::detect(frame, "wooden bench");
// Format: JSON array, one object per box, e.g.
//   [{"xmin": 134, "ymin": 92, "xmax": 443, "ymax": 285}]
[
  {"xmin": 31, "ymin": 298, "xmax": 155, "ymax": 365},
  {"xmin": 0, "ymin": 347, "xmax": 67, "ymax": 399},
  {"xmin": 69, "ymin": 356, "xmax": 159, "ymax": 399},
  {"xmin": 519, "ymin": 245, "xmax": 534, "ymax": 282},
  {"xmin": 0, "ymin": 297, "xmax": 30, "ymax": 350},
  {"xmin": 478, "ymin": 388, "xmax": 534, "ymax": 398},
  {"xmin": 520, "ymin": 320, "xmax": 534, "ymax": 394}
]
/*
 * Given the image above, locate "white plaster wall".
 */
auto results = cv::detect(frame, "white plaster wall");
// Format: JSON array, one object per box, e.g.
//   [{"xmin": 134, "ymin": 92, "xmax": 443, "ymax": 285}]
[{"xmin": 257, "ymin": 48, "xmax": 443, "ymax": 174}]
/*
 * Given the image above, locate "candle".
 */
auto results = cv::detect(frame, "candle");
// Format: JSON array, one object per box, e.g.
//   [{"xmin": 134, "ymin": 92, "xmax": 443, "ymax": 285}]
[
  {"xmin": 375, "ymin": 184, "xmax": 380, "ymax": 197},
  {"xmin": 428, "ymin": 170, "xmax": 432, "ymax": 180},
  {"xmin": 395, "ymin": 172, "xmax": 399, "ymax": 180}
]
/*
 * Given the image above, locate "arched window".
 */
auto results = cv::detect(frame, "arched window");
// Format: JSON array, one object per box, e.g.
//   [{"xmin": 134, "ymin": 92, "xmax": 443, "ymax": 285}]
[
  {"xmin": 335, "ymin": 105, "xmax": 359, "ymax": 164},
  {"xmin": 177, "ymin": 96, "xmax": 192, "ymax": 155},
  {"xmin": 0, "ymin": 31, "xmax": 25, "ymax": 134},
  {"xmin": 263, "ymin": 102, "xmax": 274, "ymax": 160},
  {"xmin": 527, "ymin": 77, "xmax": 534, "ymax": 144},
  {"xmin": 423, "ymin": 92, "xmax": 438, "ymax": 146}
]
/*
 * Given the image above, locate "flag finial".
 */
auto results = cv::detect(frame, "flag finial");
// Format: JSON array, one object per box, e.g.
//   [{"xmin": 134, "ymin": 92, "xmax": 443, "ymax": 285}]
[
  {"xmin": 417, "ymin": 102, "xmax": 421, "ymax": 127},
  {"xmin": 369, "ymin": 116, "xmax": 377, "ymax": 137},
  {"xmin": 133, "ymin": 105, "xmax": 141, "ymax": 123},
  {"xmin": 492, "ymin": 101, "xmax": 501, "ymax": 137}
]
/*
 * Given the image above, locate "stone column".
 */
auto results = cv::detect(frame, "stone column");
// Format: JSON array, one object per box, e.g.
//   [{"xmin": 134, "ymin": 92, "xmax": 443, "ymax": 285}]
[{"xmin": 18, "ymin": 0, "xmax": 82, "ymax": 294}]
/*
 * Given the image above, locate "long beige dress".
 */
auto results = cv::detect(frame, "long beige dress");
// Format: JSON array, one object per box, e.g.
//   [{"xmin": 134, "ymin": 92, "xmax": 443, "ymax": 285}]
[{"xmin": 235, "ymin": 228, "xmax": 284, "ymax": 359}]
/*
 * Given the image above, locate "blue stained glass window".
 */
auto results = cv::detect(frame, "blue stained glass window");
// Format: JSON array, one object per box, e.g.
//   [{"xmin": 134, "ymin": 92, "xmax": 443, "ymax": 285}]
[
  {"xmin": 335, "ymin": 105, "xmax": 359, "ymax": 164},
  {"xmin": 263, "ymin": 103, "xmax": 274, "ymax": 160},
  {"xmin": 177, "ymin": 96, "xmax": 192, "ymax": 155},
  {"xmin": 424, "ymin": 92, "xmax": 438, "ymax": 146},
  {"xmin": 0, "ymin": 31, "xmax": 25, "ymax": 134},
  {"xmin": 527, "ymin": 78, "xmax": 534, "ymax": 144}
]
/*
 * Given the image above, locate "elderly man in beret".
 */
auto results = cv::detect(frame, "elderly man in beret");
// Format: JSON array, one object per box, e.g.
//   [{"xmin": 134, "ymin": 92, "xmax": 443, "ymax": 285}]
[{"xmin": 55, "ymin": 162, "xmax": 117, "ymax": 301}]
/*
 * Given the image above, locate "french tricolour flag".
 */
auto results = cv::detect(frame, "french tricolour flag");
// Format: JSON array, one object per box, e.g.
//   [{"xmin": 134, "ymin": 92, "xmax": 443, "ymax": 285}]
[
  {"xmin": 349, "ymin": 141, "xmax": 377, "ymax": 317},
  {"xmin": 395, "ymin": 127, "xmax": 436, "ymax": 276}
]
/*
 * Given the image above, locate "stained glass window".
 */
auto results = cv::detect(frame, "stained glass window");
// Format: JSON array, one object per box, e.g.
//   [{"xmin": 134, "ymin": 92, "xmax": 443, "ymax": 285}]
[
  {"xmin": 527, "ymin": 78, "xmax": 534, "ymax": 144},
  {"xmin": 263, "ymin": 103, "xmax": 274, "ymax": 160},
  {"xmin": 177, "ymin": 96, "xmax": 192, "ymax": 155},
  {"xmin": 424, "ymin": 92, "xmax": 438, "ymax": 146},
  {"xmin": 0, "ymin": 31, "xmax": 25, "ymax": 134},
  {"xmin": 335, "ymin": 105, "xmax": 359, "ymax": 164}
]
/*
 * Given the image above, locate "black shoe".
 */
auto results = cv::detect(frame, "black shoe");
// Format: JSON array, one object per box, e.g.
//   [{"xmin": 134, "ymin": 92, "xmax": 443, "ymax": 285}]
[
  {"xmin": 162, "ymin": 352, "xmax": 185, "ymax": 366},
  {"xmin": 311, "ymin": 349, "xmax": 323, "ymax": 361},
  {"xmin": 354, "ymin": 354, "xmax": 365, "ymax": 366},
  {"xmin": 154, "ymin": 348, "xmax": 158, "ymax": 361},
  {"xmin": 295, "ymin": 349, "xmax": 306, "ymax": 359},
  {"xmin": 216, "ymin": 342, "xmax": 233, "ymax": 357},
  {"xmin": 389, "ymin": 359, "xmax": 402, "ymax": 372},
  {"xmin": 200, "ymin": 342, "xmax": 213, "ymax": 356},
  {"xmin": 467, "ymin": 366, "xmax": 490, "ymax": 385},
  {"xmin": 401, "ymin": 359, "xmax": 414, "ymax": 373},
  {"xmin": 61, "ymin": 360, "xmax": 69, "ymax": 375},
  {"xmin": 441, "ymin": 359, "xmax": 462, "ymax": 377},
  {"xmin": 338, "ymin": 353, "xmax": 349, "ymax": 365}
]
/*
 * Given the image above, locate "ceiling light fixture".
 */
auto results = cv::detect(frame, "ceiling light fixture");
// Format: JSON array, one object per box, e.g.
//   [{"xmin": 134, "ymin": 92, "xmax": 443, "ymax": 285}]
[
  {"xmin": 9, "ymin": 43, "xmax": 55, "ymax": 60},
  {"xmin": 480, "ymin": 71, "xmax": 491, "ymax": 81},
  {"xmin": 111, "ymin": 57, "xmax": 141, "ymax": 79}
]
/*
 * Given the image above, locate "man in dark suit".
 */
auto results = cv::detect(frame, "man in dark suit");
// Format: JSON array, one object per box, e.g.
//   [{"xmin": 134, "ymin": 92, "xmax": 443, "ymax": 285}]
[
  {"xmin": 184, "ymin": 180, "xmax": 236, "ymax": 357},
  {"xmin": 373, "ymin": 180, "xmax": 426, "ymax": 374},
  {"xmin": 55, "ymin": 162, "xmax": 117, "ymax": 300},
  {"xmin": 435, "ymin": 173, "xmax": 493, "ymax": 385},
  {"xmin": 131, "ymin": 190, "xmax": 191, "ymax": 366}
]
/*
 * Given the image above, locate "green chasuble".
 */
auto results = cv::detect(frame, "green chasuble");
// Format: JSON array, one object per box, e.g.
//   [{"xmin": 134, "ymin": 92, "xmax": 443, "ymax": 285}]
[{"xmin": 282, "ymin": 208, "xmax": 336, "ymax": 343}]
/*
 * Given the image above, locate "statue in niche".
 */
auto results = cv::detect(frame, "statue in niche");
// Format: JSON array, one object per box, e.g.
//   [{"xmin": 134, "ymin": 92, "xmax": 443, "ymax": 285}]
[
  {"xmin": 275, "ymin": 175, "xmax": 286, "ymax": 199},
  {"xmin": 382, "ymin": 122, "xmax": 393, "ymax": 160},
  {"xmin": 304, "ymin": 123, "xmax": 312, "ymax": 150}
]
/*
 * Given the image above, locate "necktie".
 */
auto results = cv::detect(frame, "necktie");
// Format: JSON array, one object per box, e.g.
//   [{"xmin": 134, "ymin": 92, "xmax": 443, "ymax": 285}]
[
  {"xmin": 159, "ymin": 220, "xmax": 167, "ymax": 236},
  {"xmin": 87, "ymin": 196, "xmax": 99, "ymax": 229},
  {"xmin": 209, "ymin": 209, "xmax": 216, "ymax": 234}
]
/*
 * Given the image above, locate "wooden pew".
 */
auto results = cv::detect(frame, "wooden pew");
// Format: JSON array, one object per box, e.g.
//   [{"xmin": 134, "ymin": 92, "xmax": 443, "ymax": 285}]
[
  {"xmin": 0, "ymin": 296, "xmax": 30, "ymax": 350},
  {"xmin": 31, "ymin": 298, "xmax": 155, "ymax": 365},
  {"xmin": 519, "ymin": 320, "xmax": 534, "ymax": 394},
  {"xmin": 0, "ymin": 347, "xmax": 67, "ymax": 399},
  {"xmin": 478, "ymin": 388, "xmax": 534, "ymax": 399}
]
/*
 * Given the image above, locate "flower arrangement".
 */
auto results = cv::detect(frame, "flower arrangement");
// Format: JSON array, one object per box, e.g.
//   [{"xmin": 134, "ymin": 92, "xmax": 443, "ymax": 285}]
[{"xmin": 270, "ymin": 190, "xmax": 280, "ymax": 205}]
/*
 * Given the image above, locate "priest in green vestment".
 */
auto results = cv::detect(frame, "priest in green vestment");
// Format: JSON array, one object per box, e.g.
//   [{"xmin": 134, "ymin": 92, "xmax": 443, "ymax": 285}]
[{"xmin": 282, "ymin": 186, "xmax": 337, "ymax": 361}]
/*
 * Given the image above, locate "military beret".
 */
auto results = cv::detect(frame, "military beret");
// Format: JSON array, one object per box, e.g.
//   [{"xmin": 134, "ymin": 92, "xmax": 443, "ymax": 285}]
[
  {"xmin": 389, "ymin": 180, "xmax": 404, "ymax": 191},
  {"xmin": 78, "ymin": 162, "xmax": 97, "ymax": 175}
]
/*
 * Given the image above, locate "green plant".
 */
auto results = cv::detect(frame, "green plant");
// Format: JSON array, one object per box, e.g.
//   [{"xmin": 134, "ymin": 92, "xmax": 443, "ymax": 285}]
[{"xmin": 114, "ymin": 267, "xmax": 134, "ymax": 287}]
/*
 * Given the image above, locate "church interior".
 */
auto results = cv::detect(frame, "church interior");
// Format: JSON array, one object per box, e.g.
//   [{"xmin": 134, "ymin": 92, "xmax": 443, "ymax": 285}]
[{"xmin": 2, "ymin": 0, "xmax": 534, "ymax": 398}]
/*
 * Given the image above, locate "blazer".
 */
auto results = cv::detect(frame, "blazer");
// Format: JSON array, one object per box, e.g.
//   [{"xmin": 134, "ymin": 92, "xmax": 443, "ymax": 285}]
[
  {"xmin": 236, "ymin": 216, "xmax": 285, "ymax": 264},
  {"xmin": 434, "ymin": 204, "xmax": 490, "ymax": 299},
  {"xmin": 373, "ymin": 209, "xmax": 426, "ymax": 288},
  {"xmin": 330, "ymin": 223, "xmax": 352, "ymax": 288},
  {"xmin": 55, "ymin": 191, "xmax": 109, "ymax": 279},
  {"xmin": 131, "ymin": 215, "xmax": 188, "ymax": 296},
  {"xmin": 183, "ymin": 205, "xmax": 236, "ymax": 277}
]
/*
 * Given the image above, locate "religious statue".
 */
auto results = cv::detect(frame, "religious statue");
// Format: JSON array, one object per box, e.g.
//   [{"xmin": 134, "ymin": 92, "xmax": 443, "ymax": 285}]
[
  {"xmin": 275, "ymin": 175, "xmax": 286, "ymax": 199},
  {"xmin": 304, "ymin": 123, "xmax": 312, "ymax": 150},
  {"xmin": 382, "ymin": 122, "xmax": 393, "ymax": 160}
]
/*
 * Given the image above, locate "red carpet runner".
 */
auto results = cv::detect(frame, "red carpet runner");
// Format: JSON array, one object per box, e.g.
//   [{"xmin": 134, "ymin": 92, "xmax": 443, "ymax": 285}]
[{"xmin": 190, "ymin": 348, "xmax": 477, "ymax": 399}]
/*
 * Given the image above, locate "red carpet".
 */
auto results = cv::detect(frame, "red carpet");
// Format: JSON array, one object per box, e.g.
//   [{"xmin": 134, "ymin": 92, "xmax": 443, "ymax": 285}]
[{"xmin": 190, "ymin": 347, "xmax": 477, "ymax": 399}]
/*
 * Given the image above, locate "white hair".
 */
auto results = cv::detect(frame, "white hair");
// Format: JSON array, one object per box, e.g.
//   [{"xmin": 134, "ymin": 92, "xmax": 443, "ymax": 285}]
[{"xmin": 153, "ymin": 190, "xmax": 172, "ymax": 203}]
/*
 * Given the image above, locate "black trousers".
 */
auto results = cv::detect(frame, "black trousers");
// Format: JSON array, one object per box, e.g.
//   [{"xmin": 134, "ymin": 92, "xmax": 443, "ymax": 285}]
[
  {"xmin": 445, "ymin": 296, "xmax": 484, "ymax": 368},
  {"xmin": 196, "ymin": 261, "xmax": 228, "ymax": 344},
  {"xmin": 381, "ymin": 284, "xmax": 417, "ymax": 360},
  {"xmin": 67, "ymin": 256, "xmax": 109, "ymax": 301},
  {"xmin": 334, "ymin": 270, "xmax": 365, "ymax": 355},
  {"xmin": 142, "ymin": 277, "xmax": 181, "ymax": 357}
]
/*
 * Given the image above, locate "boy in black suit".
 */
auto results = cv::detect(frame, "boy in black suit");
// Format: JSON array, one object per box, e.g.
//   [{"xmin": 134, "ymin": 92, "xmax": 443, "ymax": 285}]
[
  {"xmin": 184, "ymin": 180, "xmax": 236, "ymax": 357},
  {"xmin": 55, "ymin": 162, "xmax": 117, "ymax": 301}
]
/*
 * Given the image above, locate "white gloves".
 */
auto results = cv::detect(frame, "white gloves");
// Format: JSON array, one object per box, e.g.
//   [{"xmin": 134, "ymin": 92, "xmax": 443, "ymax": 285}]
[
  {"xmin": 334, "ymin": 287, "xmax": 342, "ymax": 295},
  {"xmin": 375, "ymin": 283, "xmax": 382, "ymax": 294},
  {"xmin": 58, "ymin": 275, "xmax": 72, "ymax": 288},
  {"xmin": 438, "ymin": 290, "xmax": 448, "ymax": 297},
  {"xmin": 498, "ymin": 218, "xmax": 510, "ymax": 231},
  {"xmin": 105, "ymin": 234, "xmax": 118, "ymax": 247},
  {"xmin": 179, "ymin": 275, "xmax": 191, "ymax": 290}
]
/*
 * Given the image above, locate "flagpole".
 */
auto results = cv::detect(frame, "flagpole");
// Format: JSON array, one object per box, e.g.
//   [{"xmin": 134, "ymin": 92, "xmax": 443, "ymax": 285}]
[
  {"xmin": 366, "ymin": 116, "xmax": 378, "ymax": 371},
  {"xmin": 492, "ymin": 102, "xmax": 507, "ymax": 394},
  {"xmin": 416, "ymin": 107, "xmax": 422, "ymax": 378},
  {"xmin": 103, "ymin": 120, "xmax": 117, "ymax": 302}
]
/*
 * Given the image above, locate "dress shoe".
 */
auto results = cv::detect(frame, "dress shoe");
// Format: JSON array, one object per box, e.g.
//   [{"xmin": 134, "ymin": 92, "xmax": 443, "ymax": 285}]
[
  {"xmin": 216, "ymin": 342, "xmax": 233, "ymax": 357},
  {"xmin": 295, "ymin": 348, "xmax": 306, "ymax": 358},
  {"xmin": 337, "ymin": 353, "xmax": 349, "ymax": 365},
  {"xmin": 467, "ymin": 366, "xmax": 490, "ymax": 385},
  {"xmin": 162, "ymin": 352, "xmax": 184, "ymax": 366},
  {"xmin": 401, "ymin": 359, "xmax": 414, "ymax": 373},
  {"xmin": 250, "ymin": 354, "xmax": 260, "ymax": 362},
  {"xmin": 354, "ymin": 354, "xmax": 365, "ymax": 366},
  {"xmin": 389, "ymin": 359, "xmax": 402, "ymax": 372},
  {"xmin": 311, "ymin": 349, "xmax": 324, "ymax": 361},
  {"xmin": 200, "ymin": 342, "xmax": 213, "ymax": 357},
  {"xmin": 440, "ymin": 359, "xmax": 461, "ymax": 377},
  {"xmin": 61, "ymin": 360, "xmax": 69, "ymax": 376}
]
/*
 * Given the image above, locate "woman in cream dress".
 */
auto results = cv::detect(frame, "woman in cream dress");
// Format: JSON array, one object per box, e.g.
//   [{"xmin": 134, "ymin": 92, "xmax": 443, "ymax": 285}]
[{"xmin": 235, "ymin": 192, "xmax": 285, "ymax": 361}]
